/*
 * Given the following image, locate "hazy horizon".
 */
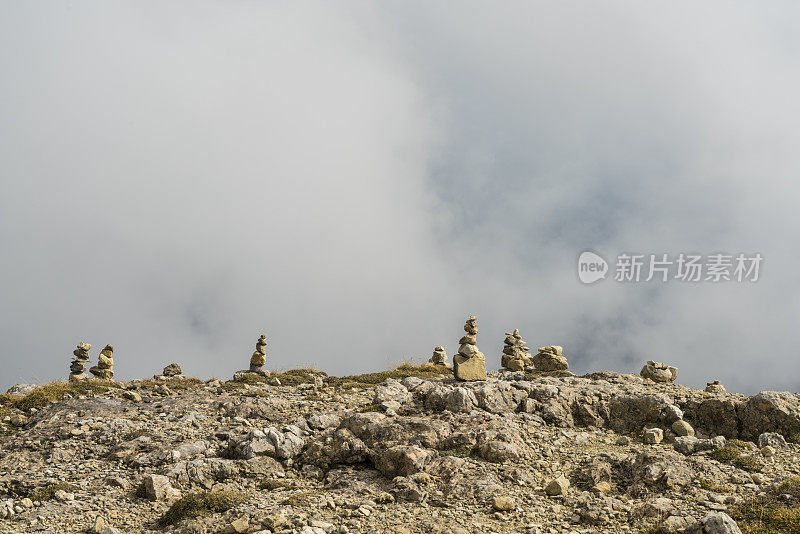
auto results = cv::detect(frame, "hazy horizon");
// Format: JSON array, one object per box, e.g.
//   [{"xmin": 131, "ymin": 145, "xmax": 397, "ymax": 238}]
[{"xmin": 2, "ymin": 2, "xmax": 800, "ymax": 395}]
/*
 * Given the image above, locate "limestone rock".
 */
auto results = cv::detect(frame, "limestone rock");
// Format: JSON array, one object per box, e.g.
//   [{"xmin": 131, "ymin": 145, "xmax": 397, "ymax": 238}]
[
  {"xmin": 705, "ymin": 380, "xmax": 727, "ymax": 394},
  {"xmin": 4, "ymin": 384, "xmax": 37, "ymax": 398},
  {"xmin": 640, "ymin": 360, "xmax": 677, "ymax": 383},
  {"xmin": 757, "ymin": 432, "xmax": 787, "ymax": 448},
  {"xmin": 672, "ymin": 420, "xmax": 695, "ymax": 437},
  {"xmin": 545, "ymin": 475, "xmax": 570, "ymax": 496},
  {"xmin": 142, "ymin": 474, "xmax": 180, "ymax": 502},
  {"xmin": 492, "ymin": 495, "xmax": 515, "ymax": 511},
  {"xmin": 373, "ymin": 445, "xmax": 433, "ymax": 477},
  {"xmin": 644, "ymin": 428, "xmax": 664, "ymax": 444},
  {"xmin": 738, "ymin": 391, "xmax": 800, "ymax": 440},
  {"xmin": 685, "ymin": 512, "xmax": 742, "ymax": 534}
]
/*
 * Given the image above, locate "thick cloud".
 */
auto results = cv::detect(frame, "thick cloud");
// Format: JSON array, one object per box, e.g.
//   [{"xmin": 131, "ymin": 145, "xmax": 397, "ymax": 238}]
[{"xmin": 1, "ymin": 2, "xmax": 799, "ymax": 393}]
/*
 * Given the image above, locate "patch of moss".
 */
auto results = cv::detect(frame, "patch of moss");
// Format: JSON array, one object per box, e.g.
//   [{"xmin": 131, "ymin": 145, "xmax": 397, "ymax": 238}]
[
  {"xmin": 699, "ymin": 479, "xmax": 732, "ymax": 493},
  {"xmin": 710, "ymin": 445, "xmax": 742, "ymax": 463},
  {"xmin": 136, "ymin": 377, "xmax": 203, "ymax": 391},
  {"xmin": 787, "ymin": 433, "xmax": 800, "ymax": 444},
  {"xmin": 710, "ymin": 443, "xmax": 762, "ymax": 472},
  {"xmin": 358, "ymin": 403, "xmax": 383, "ymax": 413},
  {"xmin": 29, "ymin": 483, "xmax": 78, "ymax": 501},
  {"xmin": 334, "ymin": 363, "xmax": 450, "ymax": 386},
  {"xmin": 439, "ymin": 446, "xmax": 473, "ymax": 458},
  {"xmin": 230, "ymin": 373, "xmax": 269, "ymax": 385},
  {"xmin": 158, "ymin": 490, "xmax": 247, "ymax": 527},
  {"xmin": 731, "ymin": 476, "xmax": 800, "ymax": 533},
  {"xmin": 280, "ymin": 490, "xmax": 320, "ymax": 506},
  {"xmin": 122, "ymin": 428, "xmax": 150, "ymax": 442},
  {"xmin": 7, "ymin": 380, "xmax": 118, "ymax": 412},
  {"xmin": 258, "ymin": 479, "xmax": 295, "ymax": 491},
  {"xmin": 272, "ymin": 368, "xmax": 327, "ymax": 386},
  {"xmin": 733, "ymin": 455, "xmax": 763, "ymax": 472}
]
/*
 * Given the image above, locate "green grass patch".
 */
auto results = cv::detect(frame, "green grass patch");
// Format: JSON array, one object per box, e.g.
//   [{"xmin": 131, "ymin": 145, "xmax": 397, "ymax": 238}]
[
  {"xmin": 136, "ymin": 377, "xmax": 203, "ymax": 391},
  {"xmin": 122, "ymin": 428, "xmax": 150, "ymax": 442},
  {"xmin": 271, "ymin": 368, "xmax": 326, "ymax": 386},
  {"xmin": 358, "ymin": 403, "xmax": 383, "ymax": 413},
  {"xmin": 700, "ymin": 479, "xmax": 732, "ymax": 493},
  {"xmin": 710, "ymin": 443, "xmax": 763, "ymax": 472},
  {"xmin": 733, "ymin": 455, "xmax": 763, "ymax": 472},
  {"xmin": 5, "ymin": 380, "xmax": 119, "ymax": 412},
  {"xmin": 439, "ymin": 446, "xmax": 473, "ymax": 458},
  {"xmin": 731, "ymin": 476, "xmax": 800, "ymax": 533},
  {"xmin": 258, "ymin": 479, "xmax": 295, "ymax": 491},
  {"xmin": 280, "ymin": 490, "xmax": 320, "ymax": 506},
  {"xmin": 158, "ymin": 490, "xmax": 247, "ymax": 527},
  {"xmin": 334, "ymin": 363, "xmax": 450, "ymax": 386},
  {"xmin": 29, "ymin": 483, "xmax": 78, "ymax": 501}
]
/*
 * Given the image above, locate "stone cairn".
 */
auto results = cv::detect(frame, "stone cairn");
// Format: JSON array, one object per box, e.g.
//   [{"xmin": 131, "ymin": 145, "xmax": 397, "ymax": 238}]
[
  {"xmin": 640, "ymin": 360, "xmax": 677, "ymax": 383},
  {"xmin": 453, "ymin": 315, "xmax": 487, "ymax": 381},
  {"xmin": 250, "ymin": 335, "xmax": 267, "ymax": 374},
  {"xmin": 89, "ymin": 344, "xmax": 115, "ymax": 380},
  {"xmin": 501, "ymin": 329, "xmax": 533, "ymax": 371},
  {"xmin": 532, "ymin": 345, "xmax": 569, "ymax": 371},
  {"xmin": 162, "ymin": 363, "xmax": 182, "ymax": 378},
  {"xmin": 69, "ymin": 342, "xmax": 91, "ymax": 382},
  {"xmin": 428, "ymin": 346, "xmax": 448, "ymax": 367},
  {"xmin": 705, "ymin": 380, "xmax": 726, "ymax": 394}
]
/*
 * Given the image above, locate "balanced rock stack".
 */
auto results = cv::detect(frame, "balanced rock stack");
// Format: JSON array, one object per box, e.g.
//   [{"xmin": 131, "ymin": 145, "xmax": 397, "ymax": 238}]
[
  {"xmin": 453, "ymin": 315, "xmax": 487, "ymax": 381},
  {"xmin": 250, "ymin": 335, "xmax": 267, "ymax": 374},
  {"xmin": 705, "ymin": 380, "xmax": 726, "ymax": 394},
  {"xmin": 69, "ymin": 342, "xmax": 91, "ymax": 382},
  {"xmin": 163, "ymin": 363, "xmax": 182, "ymax": 377},
  {"xmin": 640, "ymin": 360, "xmax": 677, "ymax": 383},
  {"xmin": 428, "ymin": 346, "xmax": 448, "ymax": 367},
  {"xmin": 89, "ymin": 344, "xmax": 115, "ymax": 380},
  {"xmin": 501, "ymin": 329, "xmax": 533, "ymax": 371},
  {"xmin": 532, "ymin": 345, "xmax": 569, "ymax": 371}
]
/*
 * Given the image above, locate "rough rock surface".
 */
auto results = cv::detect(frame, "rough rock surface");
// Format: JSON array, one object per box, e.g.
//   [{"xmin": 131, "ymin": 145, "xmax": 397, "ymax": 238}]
[
  {"xmin": 641, "ymin": 360, "xmax": 678, "ymax": 383},
  {"xmin": 532, "ymin": 346, "xmax": 568, "ymax": 372},
  {"xmin": 2, "ymin": 365, "xmax": 800, "ymax": 533}
]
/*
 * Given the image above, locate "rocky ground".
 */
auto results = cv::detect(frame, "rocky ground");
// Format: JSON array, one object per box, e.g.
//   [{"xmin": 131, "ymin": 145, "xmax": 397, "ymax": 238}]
[{"xmin": 1, "ymin": 365, "xmax": 799, "ymax": 534}]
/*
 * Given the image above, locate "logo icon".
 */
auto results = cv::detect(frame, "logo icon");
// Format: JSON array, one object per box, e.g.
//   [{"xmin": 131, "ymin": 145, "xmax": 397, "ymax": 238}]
[{"xmin": 578, "ymin": 251, "xmax": 608, "ymax": 284}]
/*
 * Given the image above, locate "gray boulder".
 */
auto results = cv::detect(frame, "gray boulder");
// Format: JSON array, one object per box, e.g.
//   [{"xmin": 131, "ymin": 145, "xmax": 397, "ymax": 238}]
[{"xmin": 685, "ymin": 512, "xmax": 742, "ymax": 534}]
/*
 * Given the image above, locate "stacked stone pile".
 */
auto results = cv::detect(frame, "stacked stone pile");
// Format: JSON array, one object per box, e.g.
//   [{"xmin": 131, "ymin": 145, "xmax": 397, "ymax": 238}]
[
  {"xmin": 163, "ymin": 363, "xmax": 182, "ymax": 377},
  {"xmin": 428, "ymin": 346, "xmax": 448, "ymax": 367},
  {"xmin": 501, "ymin": 329, "xmax": 532, "ymax": 371},
  {"xmin": 641, "ymin": 360, "xmax": 677, "ymax": 383},
  {"xmin": 69, "ymin": 342, "xmax": 91, "ymax": 382},
  {"xmin": 89, "ymin": 344, "xmax": 115, "ymax": 380},
  {"xmin": 705, "ymin": 380, "xmax": 726, "ymax": 394},
  {"xmin": 453, "ymin": 315, "xmax": 486, "ymax": 381},
  {"xmin": 532, "ymin": 345, "xmax": 569, "ymax": 371},
  {"xmin": 250, "ymin": 335, "xmax": 267, "ymax": 374}
]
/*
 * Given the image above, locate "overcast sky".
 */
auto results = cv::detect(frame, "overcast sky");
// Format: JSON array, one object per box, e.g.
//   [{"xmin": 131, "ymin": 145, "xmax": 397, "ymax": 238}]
[{"xmin": 2, "ymin": 2, "xmax": 799, "ymax": 394}]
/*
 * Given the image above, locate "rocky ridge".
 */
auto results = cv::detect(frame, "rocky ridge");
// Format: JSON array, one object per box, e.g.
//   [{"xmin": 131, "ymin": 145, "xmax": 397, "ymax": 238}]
[{"xmin": 1, "ymin": 365, "xmax": 799, "ymax": 533}]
